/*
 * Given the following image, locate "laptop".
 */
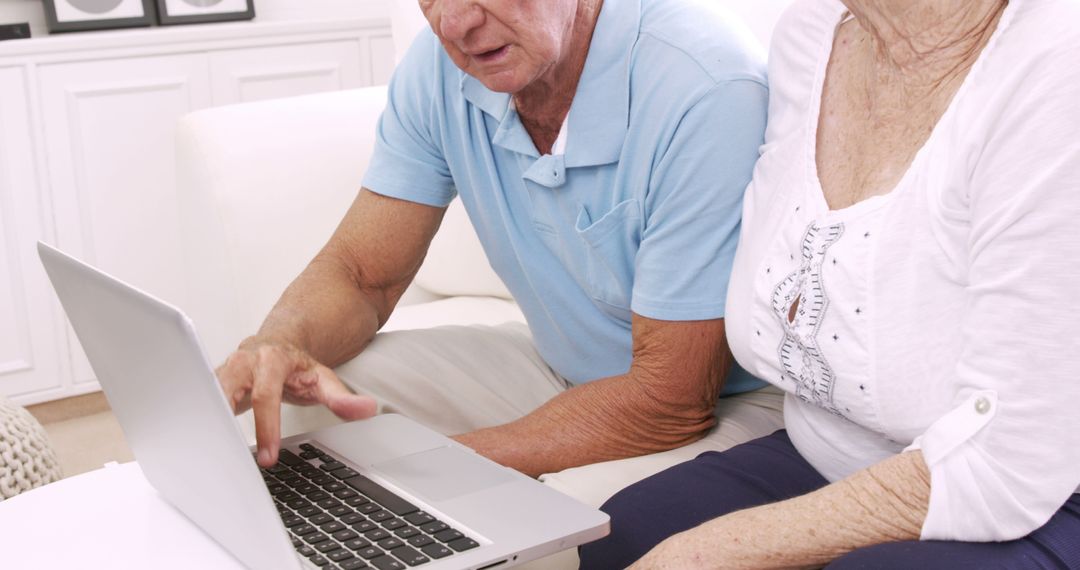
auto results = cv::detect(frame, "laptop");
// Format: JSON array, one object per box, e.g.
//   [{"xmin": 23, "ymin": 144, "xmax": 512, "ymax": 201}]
[{"xmin": 38, "ymin": 242, "xmax": 609, "ymax": 570}]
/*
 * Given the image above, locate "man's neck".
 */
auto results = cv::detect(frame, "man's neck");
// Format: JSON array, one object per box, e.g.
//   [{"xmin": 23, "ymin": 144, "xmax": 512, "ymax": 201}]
[{"xmin": 513, "ymin": 0, "xmax": 603, "ymax": 138}]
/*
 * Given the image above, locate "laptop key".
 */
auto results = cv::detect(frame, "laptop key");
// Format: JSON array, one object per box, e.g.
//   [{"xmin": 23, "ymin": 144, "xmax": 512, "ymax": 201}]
[
  {"xmin": 332, "ymin": 468, "xmax": 359, "ymax": 480},
  {"xmin": 334, "ymin": 489, "xmax": 359, "ymax": 499},
  {"xmin": 406, "ymin": 535, "xmax": 434, "ymax": 548},
  {"xmin": 328, "ymin": 549, "xmax": 356, "ymax": 563},
  {"xmin": 381, "ymin": 518, "xmax": 406, "ymax": 531},
  {"xmin": 446, "ymin": 538, "xmax": 479, "ymax": 552},
  {"xmin": 298, "ymin": 506, "xmax": 322, "ymax": 518},
  {"xmin": 320, "ymin": 460, "xmax": 346, "ymax": 472},
  {"xmin": 357, "ymin": 546, "xmax": 384, "ymax": 560},
  {"xmin": 403, "ymin": 513, "xmax": 434, "ymax": 526},
  {"xmin": 297, "ymin": 545, "xmax": 316, "ymax": 557},
  {"xmin": 364, "ymin": 529, "xmax": 390, "ymax": 542},
  {"xmin": 325, "ymin": 482, "xmax": 346, "ymax": 493},
  {"xmin": 321, "ymin": 521, "xmax": 346, "ymax": 534},
  {"xmin": 283, "ymin": 515, "xmax": 305, "ymax": 528},
  {"xmin": 434, "ymin": 529, "xmax": 463, "ymax": 543},
  {"xmin": 368, "ymin": 510, "xmax": 392, "ymax": 522},
  {"xmin": 297, "ymin": 483, "xmax": 319, "ymax": 495},
  {"xmin": 369, "ymin": 555, "xmax": 406, "ymax": 570},
  {"xmin": 316, "ymin": 540, "xmax": 343, "ymax": 554},
  {"xmin": 312, "ymin": 475, "xmax": 335, "ymax": 486},
  {"xmin": 319, "ymin": 498, "xmax": 343, "ymax": 510},
  {"xmin": 357, "ymin": 503, "xmax": 381, "ymax": 515},
  {"xmin": 389, "ymin": 545, "xmax": 430, "ymax": 567},
  {"xmin": 394, "ymin": 527, "xmax": 420, "ymax": 539},
  {"xmin": 345, "ymin": 496, "xmax": 370, "ymax": 508},
  {"xmin": 341, "ymin": 513, "xmax": 365, "ymax": 525},
  {"xmin": 378, "ymin": 538, "xmax": 404, "ymax": 550},
  {"xmin": 278, "ymin": 473, "xmax": 302, "ymax": 485},
  {"xmin": 418, "ymin": 522, "xmax": 448, "ymax": 534},
  {"xmin": 277, "ymin": 491, "xmax": 300, "ymax": 502},
  {"xmin": 277, "ymin": 449, "xmax": 304, "ymax": 467},
  {"xmin": 293, "ymin": 524, "xmax": 317, "ymax": 536},
  {"xmin": 304, "ymin": 532, "xmax": 331, "ymax": 545},
  {"xmin": 310, "ymin": 513, "xmax": 333, "ymax": 526},
  {"xmin": 333, "ymin": 529, "xmax": 358, "ymax": 542},
  {"xmin": 308, "ymin": 554, "xmax": 331, "ymax": 567},
  {"xmin": 330, "ymin": 505, "xmax": 352, "ymax": 518},
  {"xmin": 352, "ymin": 520, "xmax": 377, "ymax": 533},
  {"xmin": 343, "ymin": 537, "xmax": 371, "ymax": 551},
  {"xmin": 419, "ymin": 544, "xmax": 452, "ymax": 560},
  {"xmin": 287, "ymin": 499, "xmax": 312, "ymax": 510},
  {"xmin": 308, "ymin": 490, "xmax": 331, "ymax": 501},
  {"xmin": 340, "ymin": 559, "xmax": 369, "ymax": 570},
  {"xmin": 300, "ymin": 450, "xmax": 321, "ymax": 460},
  {"xmin": 343, "ymin": 475, "xmax": 419, "ymax": 516}
]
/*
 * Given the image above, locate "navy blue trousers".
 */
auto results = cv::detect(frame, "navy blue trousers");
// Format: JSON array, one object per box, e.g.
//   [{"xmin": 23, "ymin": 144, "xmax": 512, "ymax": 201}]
[{"xmin": 579, "ymin": 431, "xmax": 1080, "ymax": 569}]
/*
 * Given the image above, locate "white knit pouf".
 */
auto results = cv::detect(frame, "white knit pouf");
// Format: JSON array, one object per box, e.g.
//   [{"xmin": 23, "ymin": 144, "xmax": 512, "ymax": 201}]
[{"xmin": 0, "ymin": 396, "xmax": 62, "ymax": 500}]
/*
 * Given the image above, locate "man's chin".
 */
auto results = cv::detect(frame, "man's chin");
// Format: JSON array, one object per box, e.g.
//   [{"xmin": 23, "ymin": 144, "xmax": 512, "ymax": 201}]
[{"xmin": 469, "ymin": 71, "xmax": 528, "ymax": 95}]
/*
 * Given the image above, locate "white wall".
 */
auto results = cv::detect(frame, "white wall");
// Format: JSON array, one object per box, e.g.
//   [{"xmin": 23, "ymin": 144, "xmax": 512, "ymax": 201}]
[{"xmin": 0, "ymin": 0, "xmax": 392, "ymax": 38}]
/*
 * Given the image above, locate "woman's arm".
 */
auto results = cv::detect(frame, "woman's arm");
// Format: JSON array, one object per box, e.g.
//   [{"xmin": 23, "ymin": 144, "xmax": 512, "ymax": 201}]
[{"xmin": 631, "ymin": 451, "xmax": 930, "ymax": 570}]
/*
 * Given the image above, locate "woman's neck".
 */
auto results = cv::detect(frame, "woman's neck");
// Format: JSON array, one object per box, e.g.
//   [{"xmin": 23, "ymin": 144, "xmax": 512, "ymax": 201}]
[{"xmin": 842, "ymin": 0, "xmax": 1006, "ymax": 79}]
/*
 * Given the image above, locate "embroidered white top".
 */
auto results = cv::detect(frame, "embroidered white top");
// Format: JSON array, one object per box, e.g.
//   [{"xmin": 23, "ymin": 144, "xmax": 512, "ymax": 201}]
[{"xmin": 726, "ymin": 0, "xmax": 1080, "ymax": 542}]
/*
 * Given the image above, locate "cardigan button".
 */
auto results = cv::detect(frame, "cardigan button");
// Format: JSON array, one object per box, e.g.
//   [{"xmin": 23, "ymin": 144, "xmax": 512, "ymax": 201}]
[{"xmin": 974, "ymin": 397, "xmax": 991, "ymax": 415}]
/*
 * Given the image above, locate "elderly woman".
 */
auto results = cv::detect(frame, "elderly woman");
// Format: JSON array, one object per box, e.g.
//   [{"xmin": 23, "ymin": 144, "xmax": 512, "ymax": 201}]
[{"xmin": 579, "ymin": 0, "xmax": 1080, "ymax": 568}]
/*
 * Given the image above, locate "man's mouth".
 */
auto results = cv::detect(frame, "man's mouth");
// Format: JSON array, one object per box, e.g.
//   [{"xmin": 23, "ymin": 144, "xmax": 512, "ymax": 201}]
[{"xmin": 473, "ymin": 45, "xmax": 510, "ymax": 63}]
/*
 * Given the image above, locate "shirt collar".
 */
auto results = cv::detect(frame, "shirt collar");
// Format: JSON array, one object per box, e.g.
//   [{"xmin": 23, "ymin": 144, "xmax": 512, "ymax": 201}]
[{"xmin": 459, "ymin": 0, "xmax": 638, "ymax": 167}]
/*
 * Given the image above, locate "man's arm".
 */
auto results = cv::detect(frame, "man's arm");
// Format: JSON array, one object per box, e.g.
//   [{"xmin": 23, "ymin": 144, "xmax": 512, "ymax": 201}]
[
  {"xmin": 454, "ymin": 313, "xmax": 729, "ymax": 478},
  {"xmin": 630, "ymin": 451, "xmax": 931, "ymax": 569},
  {"xmin": 218, "ymin": 189, "xmax": 445, "ymax": 466}
]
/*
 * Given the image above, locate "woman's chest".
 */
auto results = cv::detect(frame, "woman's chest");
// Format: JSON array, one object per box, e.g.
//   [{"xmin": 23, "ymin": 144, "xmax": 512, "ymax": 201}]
[{"xmin": 730, "ymin": 136, "xmax": 973, "ymax": 441}]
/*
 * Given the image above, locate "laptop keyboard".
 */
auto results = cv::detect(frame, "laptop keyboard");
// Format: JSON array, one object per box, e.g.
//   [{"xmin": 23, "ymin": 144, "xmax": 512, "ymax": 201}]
[{"xmin": 261, "ymin": 443, "xmax": 479, "ymax": 569}]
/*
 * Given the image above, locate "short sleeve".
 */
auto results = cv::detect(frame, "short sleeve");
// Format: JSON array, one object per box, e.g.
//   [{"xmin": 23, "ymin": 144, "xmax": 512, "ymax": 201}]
[
  {"xmin": 905, "ymin": 41, "xmax": 1080, "ymax": 541},
  {"xmin": 362, "ymin": 30, "xmax": 457, "ymax": 208},
  {"xmin": 631, "ymin": 79, "xmax": 768, "ymax": 320}
]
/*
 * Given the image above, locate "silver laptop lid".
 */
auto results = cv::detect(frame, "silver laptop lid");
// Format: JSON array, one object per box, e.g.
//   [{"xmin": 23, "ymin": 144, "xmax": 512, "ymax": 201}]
[{"xmin": 38, "ymin": 242, "xmax": 300, "ymax": 570}]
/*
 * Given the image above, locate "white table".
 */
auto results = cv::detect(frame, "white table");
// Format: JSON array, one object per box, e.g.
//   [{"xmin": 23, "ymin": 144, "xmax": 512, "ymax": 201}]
[{"xmin": 0, "ymin": 462, "xmax": 243, "ymax": 568}]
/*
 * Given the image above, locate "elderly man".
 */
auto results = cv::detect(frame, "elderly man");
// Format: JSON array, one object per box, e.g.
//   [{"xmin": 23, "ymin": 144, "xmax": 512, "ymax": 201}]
[{"xmin": 219, "ymin": 0, "xmax": 780, "ymax": 512}]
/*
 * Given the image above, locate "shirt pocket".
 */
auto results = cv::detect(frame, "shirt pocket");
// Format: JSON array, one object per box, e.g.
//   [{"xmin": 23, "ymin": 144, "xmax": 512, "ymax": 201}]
[{"xmin": 575, "ymin": 199, "xmax": 642, "ymax": 321}]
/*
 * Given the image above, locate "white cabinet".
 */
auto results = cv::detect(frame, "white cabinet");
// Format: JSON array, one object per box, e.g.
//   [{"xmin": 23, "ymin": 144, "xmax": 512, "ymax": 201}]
[
  {"xmin": 0, "ymin": 67, "xmax": 68, "ymax": 402},
  {"xmin": 0, "ymin": 18, "xmax": 392, "ymax": 405}
]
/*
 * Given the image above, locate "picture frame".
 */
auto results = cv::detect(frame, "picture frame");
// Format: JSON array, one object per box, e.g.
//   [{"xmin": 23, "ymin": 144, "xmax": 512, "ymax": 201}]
[
  {"xmin": 43, "ymin": 0, "xmax": 155, "ymax": 34},
  {"xmin": 155, "ymin": 0, "xmax": 255, "ymax": 26}
]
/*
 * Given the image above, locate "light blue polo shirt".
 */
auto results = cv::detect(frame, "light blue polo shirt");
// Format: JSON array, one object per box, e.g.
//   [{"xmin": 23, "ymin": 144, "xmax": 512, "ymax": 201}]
[{"xmin": 363, "ymin": 0, "xmax": 768, "ymax": 394}]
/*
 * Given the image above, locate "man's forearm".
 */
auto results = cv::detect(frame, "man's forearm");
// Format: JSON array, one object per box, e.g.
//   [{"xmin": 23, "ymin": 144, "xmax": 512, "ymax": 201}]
[
  {"xmin": 253, "ymin": 255, "xmax": 386, "ymax": 367},
  {"xmin": 640, "ymin": 451, "xmax": 931, "ymax": 569},
  {"xmin": 453, "ymin": 371, "xmax": 718, "ymax": 478}
]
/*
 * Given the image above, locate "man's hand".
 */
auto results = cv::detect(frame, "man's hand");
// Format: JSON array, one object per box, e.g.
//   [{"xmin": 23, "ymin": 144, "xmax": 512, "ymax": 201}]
[{"xmin": 217, "ymin": 337, "xmax": 377, "ymax": 467}]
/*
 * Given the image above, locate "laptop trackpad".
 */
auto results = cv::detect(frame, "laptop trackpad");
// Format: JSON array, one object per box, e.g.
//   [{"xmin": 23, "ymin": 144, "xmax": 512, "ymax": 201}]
[{"xmin": 373, "ymin": 446, "xmax": 515, "ymax": 503}]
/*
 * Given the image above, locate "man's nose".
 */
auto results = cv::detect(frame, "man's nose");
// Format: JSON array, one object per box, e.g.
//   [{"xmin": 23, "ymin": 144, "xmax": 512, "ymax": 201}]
[{"xmin": 439, "ymin": 0, "xmax": 484, "ymax": 41}]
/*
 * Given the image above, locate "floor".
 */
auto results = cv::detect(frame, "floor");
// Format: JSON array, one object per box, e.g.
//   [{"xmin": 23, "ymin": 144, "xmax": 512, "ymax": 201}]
[{"xmin": 26, "ymin": 391, "xmax": 134, "ymax": 478}]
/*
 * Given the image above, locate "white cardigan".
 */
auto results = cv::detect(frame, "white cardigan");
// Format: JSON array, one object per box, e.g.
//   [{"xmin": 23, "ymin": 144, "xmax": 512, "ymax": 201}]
[{"xmin": 726, "ymin": 0, "xmax": 1080, "ymax": 542}]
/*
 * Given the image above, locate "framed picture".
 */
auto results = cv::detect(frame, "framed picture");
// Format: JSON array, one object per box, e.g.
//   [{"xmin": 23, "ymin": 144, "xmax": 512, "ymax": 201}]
[
  {"xmin": 43, "ymin": 0, "xmax": 155, "ymax": 33},
  {"xmin": 155, "ymin": 0, "xmax": 255, "ymax": 26}
]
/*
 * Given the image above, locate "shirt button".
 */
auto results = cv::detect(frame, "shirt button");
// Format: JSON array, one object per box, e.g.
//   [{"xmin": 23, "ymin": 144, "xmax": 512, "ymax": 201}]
[{"xmin": 974, "ymin": 397, "xmax": 991, "ymax": 415}]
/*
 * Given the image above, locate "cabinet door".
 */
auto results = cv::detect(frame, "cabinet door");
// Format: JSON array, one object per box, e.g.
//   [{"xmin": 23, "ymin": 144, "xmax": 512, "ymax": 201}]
[
  {"xmin": 38, "ymin": 54, "xmax": 212, "ymax": 388},
  {"xmin": 210, "ymin": 40, "xmax": 367, "ymax": 105},
  {"xmin": 0, "ymin": 67, "xmax": 67, "ymax": 404}
]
